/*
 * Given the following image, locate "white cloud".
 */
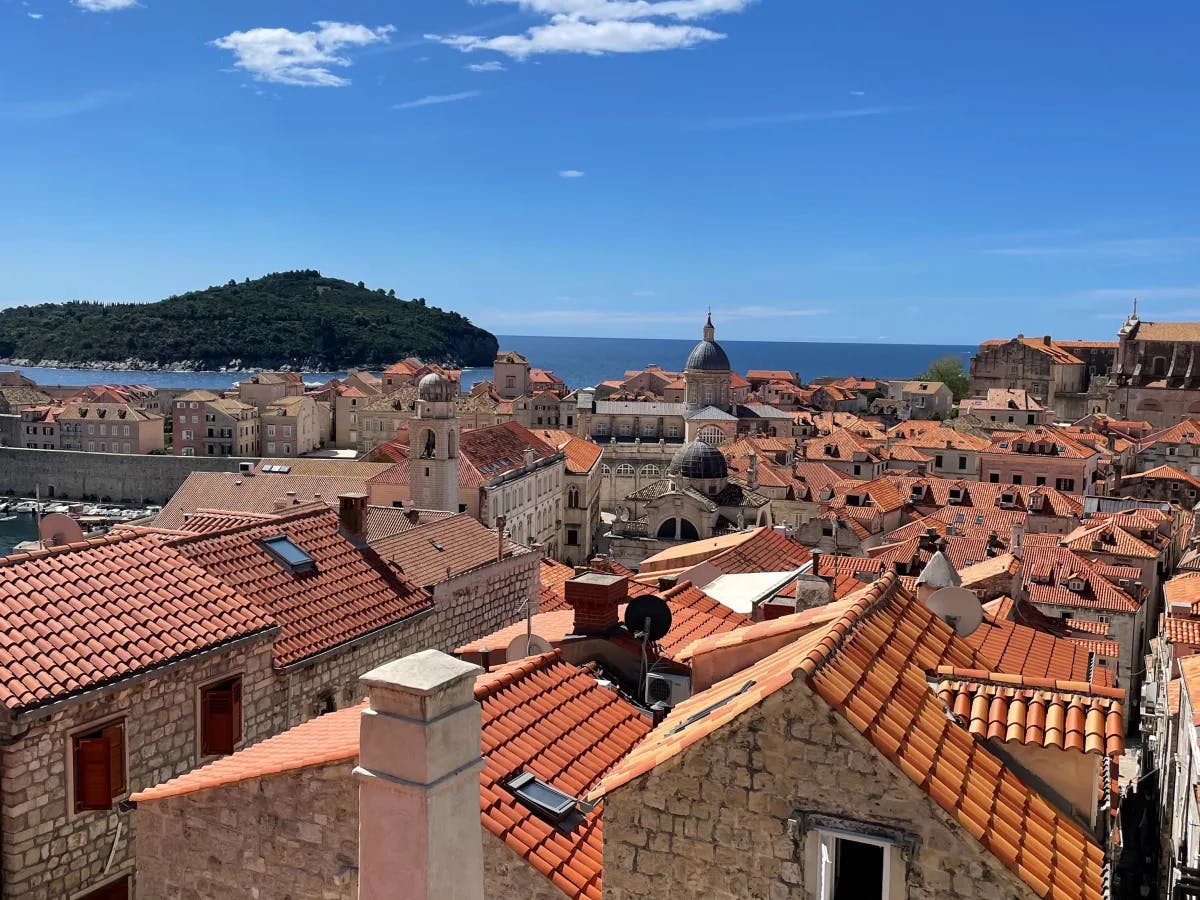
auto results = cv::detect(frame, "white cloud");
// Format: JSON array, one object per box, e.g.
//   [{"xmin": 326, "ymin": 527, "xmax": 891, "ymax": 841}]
[
  {"xmin": 75, "ymin": 0, "xmax": 136, "ymax": 9},
  {"xmin": 558, "ymin": 169, "xmax": 585, "ymax": 178},
  {"xmin": 394, "ymin": 90, "xmax": 481, "ymax": 109},
  {"xmin": 849, "ymin": 89, "xmax": 865, "ymax": 96},
  {"xmin": 28, "ymin": 11, "xmax": 43, "ymax": 17},
  {"xmin": 467, "ymin": 60, "xmax": 506, "ymax": 71},
  {"xmin": 700, "ymin": 105, "xmax": 918, "ymax": 130},
  {"xmin": 985, "ymin": 236, "xmax": 1200, "ymax": 260},
  {"xmin": 212, "ymin": 21, "xmax": 394, "ymax": 87},
  {"xmin": 428, "ymin": 0, "xmax": 752, "ymax": 59}
]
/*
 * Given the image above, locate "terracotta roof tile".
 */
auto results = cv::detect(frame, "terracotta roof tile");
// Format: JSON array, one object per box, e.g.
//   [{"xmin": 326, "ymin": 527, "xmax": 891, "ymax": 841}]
[
  {"xmin": 370, "ymin": 513, "xmax": 526, "ymax": 588},
  {"xmin": 155, "ymin": 471, "xmax": 369, "ymax": 530},
  {"xmin": 983, "ymin": 425, "xmax": 1099, "ymax": 460},
  {"xmin": 1020, "ymin": 547, "xmax": 1141, "ymax": 614},
  {"xmin": 933, "ymin": 667, "xmax": 1124, "ymax": 754},
  {"xmin": 592, "ymin": 573, "xmax": 1108, "ymax": 900},
  {"xmin": 1140, "ymin": 418, "xmax": 1200, "ymax": 448},
  {"xmin": 170, "ymin": 507, "xmax": 431, "ymax": 666},
  {"xmin": 533, "ymin": 430, "xmax": 603, "ymax": 474},
  {"xmin": 539, "ymin": 558, "xmax": 577, "ymax": 612},
  {"xmin": 0, "ymin": 534, "xmax": 275, "ymax": 713},
  {"xmin": 970, "ymin": 598, "xmax": 1115, "ymax": 685}
]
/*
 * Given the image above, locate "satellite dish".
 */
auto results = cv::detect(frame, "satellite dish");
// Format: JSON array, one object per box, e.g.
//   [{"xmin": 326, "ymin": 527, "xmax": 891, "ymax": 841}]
[
  {"xmin": 624, "ymin": 594, "xmax": 673, "ymax": 643},
  {"xmin": 925, "ymin": 586, "xmax": 984, "ymax": 637},
  {"xmin": 506, "ymin": 633, "xmax": 553, "ymax": 661},
  {"xmin": 39, "ymin": 513, "xmax": 85, "ymax": 548}
]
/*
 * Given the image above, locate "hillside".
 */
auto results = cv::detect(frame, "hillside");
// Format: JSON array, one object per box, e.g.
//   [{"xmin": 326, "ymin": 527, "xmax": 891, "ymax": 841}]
[{"xmin": 0, "ymin": 271, "xmax": 499, "ymax": 370}]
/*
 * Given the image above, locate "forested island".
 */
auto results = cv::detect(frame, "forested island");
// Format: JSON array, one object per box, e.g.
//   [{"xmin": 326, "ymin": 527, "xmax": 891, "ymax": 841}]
[{"xmin": 0, "ymin": 271, "xmax": 499, "ymax": 370}]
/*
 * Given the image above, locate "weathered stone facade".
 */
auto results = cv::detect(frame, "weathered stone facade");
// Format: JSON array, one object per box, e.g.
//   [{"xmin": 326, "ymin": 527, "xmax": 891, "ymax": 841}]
[
  {"xmin": 428, "ymin": 550, "xmax": 542, "ymax": 648},
  {"xmin": 483, "ymin": 831, "xmax": 566, "ymax": 900},
  {"xmin": 0, "ymin": 635, "xmax": 277, "ymax": 899},
  {"xmin": 136, "ymin": 761, "xmax": 358, "ymax": 900},
  {"xmin": 602, "ymin": 676, "xmax": 1041, "ymax": 900}
]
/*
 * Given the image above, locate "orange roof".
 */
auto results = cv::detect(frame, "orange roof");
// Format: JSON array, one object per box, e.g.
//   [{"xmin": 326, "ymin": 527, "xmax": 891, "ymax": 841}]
[
  {"xmin": 983, "ymin": 425, "xmax": 1098, "ymax": 460},
  {"xmin": 970, "ymin": 598, "xmax": 1115, "ymax": 685},
  {"xmin": 1123, "ymin": 464, "xmax": 1200, "ymax": 489},
  {"xmin": 131, "ymin": 701, "xmax": 365, "ymax": 802},
  {"xmin": 933, "ymin": 667, "xmax": 1124, "ymax": 755},
  {"xmin": 1162, "ymin": 615, "xmax": 1200, "ymax": 646},
  {"xmin": 170, "ymin": 507, "xmax": 431, "ymax": 666},
  {"xmin": 136, "ymin": 651, "xmax": 650, "ymax": 900},
  {"xmin": 1166, "ymin": 573, "xmax": 1200, "ymax": 611},
  {"xmin": 980, "ymin": 336, "xmax": 1085, "ymax": 365},
  {"xmin": 591, "ymin": 572, "xmax": 1107, "ymax": 900},
  {"xmin": 1021, "ymin": 547, "xmax": 1140, "ymax": 614},
  {"xmin": 370, "ymin": 513, "xmax": 525, "ymax": 588},
  {"xmin": 535, "ymin": 429, "xmax": 603, "ymax": 474},
  {"xmin": 0, "ymin": 533, "xmax": 276, "ymax": 713},
  {"xmin": 538, "ymin": 557, "xmax": 577, "ymax": 612},
  {"xmin": 154, "ymin": 471, "xmax": 370, "ymax": 530},
  {"xmin": 894, "ymin": 426, "xmax": 991, "ymax": 452},
  {"xmin": 457, "ymin": 580, "xmax": 749, "ymax": 665},
  {"xmin": 1141, "ymin": 418, "xmax": 1200, "ymax": 447},
  {"xmin": 639, "ymin": 528, "xmax": 767, "ymax": 574},
  {"xmin": 1060, "ymin": 519, "xmax": 1160, "ymax": 560},
  {"xmin": 460, "ymin": 422, "xmax": 559, "ymax": 481}
]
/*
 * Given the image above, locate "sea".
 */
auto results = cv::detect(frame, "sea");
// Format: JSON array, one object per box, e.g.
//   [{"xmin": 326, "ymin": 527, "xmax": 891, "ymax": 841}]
[
  {"xmin": 0, "ymin": 514, "xmax": 39, "ymax": 557},
  {"xmin": 9, "ymin": 334, "xmax": 974, "ymax": 394}
]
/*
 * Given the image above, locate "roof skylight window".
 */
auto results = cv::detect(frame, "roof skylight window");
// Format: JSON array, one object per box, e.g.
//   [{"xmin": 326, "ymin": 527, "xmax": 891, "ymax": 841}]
[
  {"xmin": 505, "ymin": 772, "xmax": 578, "ymax": 823},
  {"xmin": 261, "ymin": 534, "xmax": 316, "ymax": 574}
]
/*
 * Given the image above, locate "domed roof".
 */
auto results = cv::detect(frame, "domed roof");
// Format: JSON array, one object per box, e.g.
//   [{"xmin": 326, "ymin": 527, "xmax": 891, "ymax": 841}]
[
  {"xmin": 669, "ymin": 441, "xmax": 728, "ymax": 480},
  {"xmin": 685, "ymin": 313, "xmax": 731, "ymax": 372},
  {"xmin": 686, "ymin": 339, "xmax": 731, "ymax": 372},
  {"xmin": 418, "ymin": 371, "xmax": 456, "ymax": 402}
]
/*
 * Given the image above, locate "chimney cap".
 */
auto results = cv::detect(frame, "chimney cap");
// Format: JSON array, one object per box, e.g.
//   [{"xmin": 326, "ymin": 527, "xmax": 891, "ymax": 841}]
[
  {"xmin": 569, "ymin": 572, "xmax": 625, "ymax": 588},
  {"xmin": 915, "ymin": 550, "xmax": 962, "ymax": 589}
]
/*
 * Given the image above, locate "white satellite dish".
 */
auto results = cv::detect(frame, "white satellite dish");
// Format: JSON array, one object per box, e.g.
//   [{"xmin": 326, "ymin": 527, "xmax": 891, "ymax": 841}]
[
  {"xmin": 506, "ymin": 633, "xmax": 553, "ymax": 661},
  {"xmin": 925, "ymin": 586, "xmax": 984, "ymax": 637},
  {"xmin": 39, "ymin": 513, "xmax": 85, "ymax": 548}
]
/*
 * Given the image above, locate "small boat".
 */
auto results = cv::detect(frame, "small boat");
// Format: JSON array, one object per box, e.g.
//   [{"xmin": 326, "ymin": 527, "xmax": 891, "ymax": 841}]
[
  {"xmin": 11, "ymin": 501, "xmax": 38, "ymax": 514},
  {"xmin": 0, "ymin": 516, "xmax": 16, "ymax": 522}
]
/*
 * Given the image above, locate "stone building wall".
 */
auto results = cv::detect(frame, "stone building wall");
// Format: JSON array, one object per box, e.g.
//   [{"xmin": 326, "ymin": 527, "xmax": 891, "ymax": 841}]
[
  {"xmin": 601, "ymin": 676, "xmax": 1041, "ymax": 900},
  {"xmin": 483, "ymin": 831, "xmax": 565, "ymax": 900},
  {"xmin": 431, "ymin": 550, "xmax": 542, "ymax": 650},
  {"xmin": 134, "ymin": 761, "xmax": 359, "ymax": 900},
  {"xmin": 0, "ymin": 636, "xmax": 277, "ymax": 900},
  {"xmin": 276, "ymin": 611, "xmax": 439, "ymax": 728}
]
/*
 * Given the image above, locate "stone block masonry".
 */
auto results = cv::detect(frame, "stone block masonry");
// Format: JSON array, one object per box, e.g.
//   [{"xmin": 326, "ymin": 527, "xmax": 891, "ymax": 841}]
[
  {"xmin": 0, "ymin": 446, "xmax": 257, "ymax": 505},
  {"xmin": 601, "ymin": 677, "xmax": 1043, "ymax": 900},
  {"xmin": 0, "ymin": 637, "xmax": 277, "ymax": 900}
]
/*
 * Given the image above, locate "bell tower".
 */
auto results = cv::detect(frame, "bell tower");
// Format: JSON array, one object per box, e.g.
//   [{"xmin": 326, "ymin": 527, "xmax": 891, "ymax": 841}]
[{"xmin": 411, "ymin": 373, "xmax": 459, "ymax": 513}]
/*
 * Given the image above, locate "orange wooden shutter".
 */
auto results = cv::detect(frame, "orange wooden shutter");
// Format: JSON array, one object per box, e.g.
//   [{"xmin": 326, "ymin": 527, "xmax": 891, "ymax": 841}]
[
  {"xmin": 106, "ymin": 723, "xmax": 125, "ymax": 797},
  {"xmin": 75, "ymin": 736, "xmax": 112, "ymax": 811}
]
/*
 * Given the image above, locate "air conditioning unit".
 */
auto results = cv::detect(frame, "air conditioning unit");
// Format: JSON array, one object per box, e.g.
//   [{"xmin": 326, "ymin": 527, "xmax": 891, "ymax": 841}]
[
  {"xmin": 645, "ymin": 672, "xmax": 691, "ymax": 708},
  {"xmin": 1141, "ymin": 681, "xmax": 1160, "ymax": 718}
]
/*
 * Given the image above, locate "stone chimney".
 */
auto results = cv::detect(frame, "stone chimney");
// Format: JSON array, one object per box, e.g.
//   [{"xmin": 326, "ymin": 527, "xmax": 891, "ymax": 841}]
[
  {"xmin": 355, "ymin": 650, "xmax": 485, "ymax": 900},
  {"xmin": 564, "ymin": 572, "xmax": 628, "ymax": 634},
  {"xmin": 338, "ymin": 492, "xmax": 368, "ymax": 546}
]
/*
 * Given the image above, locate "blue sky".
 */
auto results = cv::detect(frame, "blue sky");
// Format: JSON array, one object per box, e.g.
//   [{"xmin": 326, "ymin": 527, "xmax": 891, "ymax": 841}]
[{"xmin": 2, "ymin": 1, "xmax": 1199, "ymax": 344}]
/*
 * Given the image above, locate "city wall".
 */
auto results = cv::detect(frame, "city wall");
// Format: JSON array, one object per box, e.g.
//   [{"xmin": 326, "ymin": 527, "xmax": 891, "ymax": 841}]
[{"xmin": 0, "ymin": 447, "xmax": 258, "ymax": 504}]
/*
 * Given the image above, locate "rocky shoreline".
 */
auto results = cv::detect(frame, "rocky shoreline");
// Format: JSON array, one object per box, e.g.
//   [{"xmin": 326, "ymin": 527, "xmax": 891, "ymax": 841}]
[{"xmin": 0, "ymin": 357, "xmax": 473, "ymax": 375}]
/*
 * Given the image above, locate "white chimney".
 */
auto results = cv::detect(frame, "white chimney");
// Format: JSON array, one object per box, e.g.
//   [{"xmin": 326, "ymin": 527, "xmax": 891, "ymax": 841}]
[{"xmin": 355, "ymin": 650, "xmax": 485, "ymax": 900}]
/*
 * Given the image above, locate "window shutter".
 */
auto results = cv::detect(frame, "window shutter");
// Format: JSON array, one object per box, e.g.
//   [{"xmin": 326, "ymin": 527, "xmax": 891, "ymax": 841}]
[
  {"xmin": 75, "ymin": 736, "xmax": 112, "ymax": 811},
  {"xmin": 231, "ymin": 679, "xmax": 243, "ymax": 746},
  {"xmin": 203, "ymin": 684, "xmax": 235, "ymax": 755},
  {"xmin": 106, "ymin": 723, "xmax": 125, "ymax": 798}
]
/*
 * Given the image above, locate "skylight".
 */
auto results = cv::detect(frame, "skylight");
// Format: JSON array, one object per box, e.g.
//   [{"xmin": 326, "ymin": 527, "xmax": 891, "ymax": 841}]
[
  {"xmin": 261, "ymin": 535, "xmax": 316, "ymax": 574},
  {"xmin": 505, "ymin": 772, "xmax": 577, "ymax": 823}
]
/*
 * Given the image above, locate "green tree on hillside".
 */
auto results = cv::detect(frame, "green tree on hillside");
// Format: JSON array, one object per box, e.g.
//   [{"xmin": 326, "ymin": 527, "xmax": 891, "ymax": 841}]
[{"xmin": 915, "ymin": 356, "xmax": 970, "ymax": 401}]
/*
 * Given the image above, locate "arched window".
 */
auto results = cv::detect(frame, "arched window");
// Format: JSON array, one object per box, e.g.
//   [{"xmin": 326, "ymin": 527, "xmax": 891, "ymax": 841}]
[
  {"xmin": 615, "ymin": 464, "xmax": 635, "ymax": 477},
  {"xmin": 418, "ymin": 428, "xmax": 436, "ymax": 459},
  {"xmin": 567, "ymin": 486, "xmax": 581, "ymax": 508},
  {"xmin": 600, "ymin": 464, "xmax": 612, "ymax": 475},
  {"xmin": 697, "ymin": 425, "xmax": 725, "ymax": 445},
  {"xmin": 641, "ymin": 464, "xmax": 660, "ymax": 479}
]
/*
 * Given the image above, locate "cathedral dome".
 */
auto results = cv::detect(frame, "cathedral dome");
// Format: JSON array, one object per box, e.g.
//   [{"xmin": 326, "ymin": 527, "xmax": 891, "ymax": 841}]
[
  {"xmin": 418, "ymin": 372, "xmax": 456, "ymax": 403},
  {"xmin": 669, "ymin": 441, "xmax": 728, "ymax": 480},
  {"xmin": 684, "ymin": 313, "xmax": 731, "ymax": 372},
  {"xmin": 685, "ymin": 339, "xmax": 731, "ymax": 372}
]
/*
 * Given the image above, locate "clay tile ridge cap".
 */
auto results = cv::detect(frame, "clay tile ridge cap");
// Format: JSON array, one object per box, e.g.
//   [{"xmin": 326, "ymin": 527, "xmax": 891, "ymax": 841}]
[
  {"xmin": 474, "ymin": 650, "xmax": 563, "ymax": 700},
  {"xmin": 796, "ymin": 571, "xmax": 903, "ymax": 679},
  {"xmin": 931, "ymin": 666, "xmax": 1126, "ymax": 702},
  {"xmin": 164, "ymin": 504, "xmax": 329, "ymax": 546},
  {"xmin": 0, "ymin": 530, "xmax": 139, "ymax": 569}
]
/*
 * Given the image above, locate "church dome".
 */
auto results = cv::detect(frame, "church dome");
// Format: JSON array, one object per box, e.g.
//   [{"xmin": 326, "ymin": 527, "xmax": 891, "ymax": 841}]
[
  {"xmin": 669, "ymin": 441, "xmax": 728, "ymax": 480},
  {"xmin": 685, "ymin": 313, "xmax": 731, "ymax": 372},
  {"xmin": 418, "ymin": 371, "xmax": 456, "ymax": 403},
  {"xmin": 686, "ymin": 339, "xmax": 731, "ymax": 372}
]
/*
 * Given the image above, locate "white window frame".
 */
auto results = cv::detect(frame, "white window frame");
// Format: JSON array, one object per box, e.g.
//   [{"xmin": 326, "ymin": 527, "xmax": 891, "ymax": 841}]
[{"xmin": 813, "ymin": 828, "xmax": 900, "ymax": 900}]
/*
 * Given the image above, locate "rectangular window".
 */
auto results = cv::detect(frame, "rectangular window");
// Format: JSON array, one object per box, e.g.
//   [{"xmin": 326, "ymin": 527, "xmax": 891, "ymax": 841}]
[
  {"xmin": 817, "ymin": 831, "xmax": 891, "ymax": 900},
  {"xmin": 200, "ymin": 676, "xmax": 243, "ymax": 756},
  {"xmin": 72, "ymin": 719, "xmax": 125, "ymax": 813},
  {"xmin": 1035, "ymin": 476, "xmax": 1046, "ymax": 486},
  {"xmin": 988, "ymin": 473, "xmax": 999, "ymax": 483},
  {"xmin": 267, "ymin": 424, "xmax": 276, "ymax": 437},
  {"xmin": 567, "ymin": 528, "xmax": 579, "ymax": 546},
  {"xmin": 958, "ymin": 456, "xmax": 967, "ymax": 470},
  {"xmin": 1011, "ymin": 474, "xmax": 1022, "ymax": 485},
  {"xmin": 934, "ymin": 455, "xmax": 944, "ymax": 468},
  {"xmin": 1055, "ymin": 478, "xmax": 1076, "ymax": 492}
]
